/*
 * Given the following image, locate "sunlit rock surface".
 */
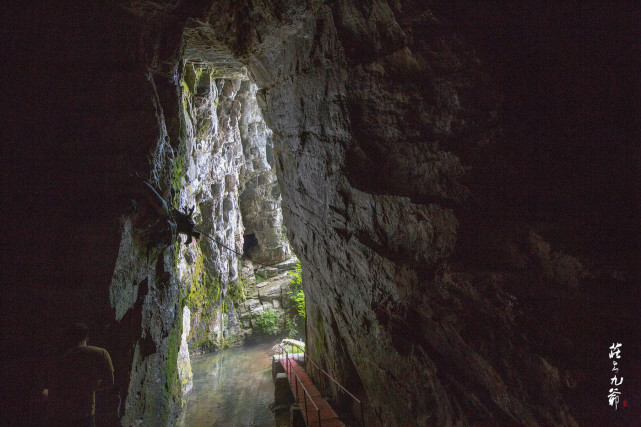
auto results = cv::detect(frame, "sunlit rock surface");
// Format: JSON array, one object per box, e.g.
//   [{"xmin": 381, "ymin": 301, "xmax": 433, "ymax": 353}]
[
  {"xmin": 177, "ymin": 306, "xmax": 193, "ymax": 395},
  {"xmin": 173, "ymin": 64, "xmax": 290, "ymax": 354}
]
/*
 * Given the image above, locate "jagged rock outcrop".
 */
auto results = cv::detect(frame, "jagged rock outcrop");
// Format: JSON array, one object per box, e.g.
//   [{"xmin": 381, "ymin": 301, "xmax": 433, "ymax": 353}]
[
  {"xmin": 177, "ymin": 306, "xmax": 193, "ymax": 395},
  {"xmin": 109, "ymin": 219, "xmax": 184, "ymax": 426},
  {"xmin": 238, "ymin": 82, "xmax": 290, "ymax": 263},
  {"xmin": 173, "ymin": 64, "xmax": 291, "ymax": 355}
]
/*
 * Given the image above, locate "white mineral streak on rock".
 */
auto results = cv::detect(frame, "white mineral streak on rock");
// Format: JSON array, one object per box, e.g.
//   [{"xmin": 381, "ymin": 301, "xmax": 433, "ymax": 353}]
[{"xmin": 177, "ymin": 306, "xmax": 193, "ymax": 395}]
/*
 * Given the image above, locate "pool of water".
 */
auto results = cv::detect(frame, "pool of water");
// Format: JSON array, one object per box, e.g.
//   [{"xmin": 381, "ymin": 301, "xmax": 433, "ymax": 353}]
[{"xmin": 177, "ymin": 341, "xmax": 288, "ymax": 427}]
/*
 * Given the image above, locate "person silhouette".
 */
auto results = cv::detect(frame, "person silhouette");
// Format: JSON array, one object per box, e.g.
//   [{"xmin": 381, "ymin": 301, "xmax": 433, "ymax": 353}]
[{"xmin": 43, "ymin": 323, "xmax": 114, "ymax": 427}]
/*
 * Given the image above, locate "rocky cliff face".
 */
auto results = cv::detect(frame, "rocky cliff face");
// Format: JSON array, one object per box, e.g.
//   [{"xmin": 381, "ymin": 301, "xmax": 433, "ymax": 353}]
[
  {"xmin": 173, "ymin": 64, "xmax": 291, "ymax": 352},
  {"xmin": 108, "ymin": 61, "xmax": 293, "ymax": 423},
  {"xmin": 196, "ymin": 2, "xmax": 639, "ymax": 425},
  {"xmin": 109, "ymin": 219, "xmax": 185, "ymax": 425}
]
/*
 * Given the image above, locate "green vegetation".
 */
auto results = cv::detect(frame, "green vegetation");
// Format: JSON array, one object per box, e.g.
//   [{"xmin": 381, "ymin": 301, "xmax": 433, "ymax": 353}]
[
  {"xmin": 289, "ymin": 261, "xmax": 305, "ymax": 318},
  {"xmin": 281, "ymin": 342, "xmax": 305, "ymax": 354},
  {"xmin": 165, "ymin": 309, "xmax": 181, "ymax": 398},
  {"xmin": 254, "ymin": 308, "xmax": 279, "ymax": 335},
  {"xmin": 182, "ymin": 244, "xmax": 226, "ymax": 352},
  {"xmin": 285, "ymin": 260, "xmax": 306, "ymax": 337},
  {"xmin": 180, "ymin": 80, "xmax": 190, "ymax": 95},
  {"xmin": 227, "ymin": 275, "xmax": 247, "ymax": 304},
  {"xmin": 183, "ymin": 249, "xmax": 221, "ymax": 312},
  {"xmin": 254, "ymin": 269, "xmax": 268, "ymax": 283},
  {"xmin": 191, "ymin": 334, "xmax": 216, "ymax": 350},
  {"xmin": 285, "ymin": 317, "xmax": 302, "ymax": 339}
]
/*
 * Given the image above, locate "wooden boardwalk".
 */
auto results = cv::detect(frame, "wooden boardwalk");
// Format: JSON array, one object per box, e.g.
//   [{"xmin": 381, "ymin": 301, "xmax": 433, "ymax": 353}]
[{"xmin": 280, "ymin": 357, "xmax": 343, "ymax": 427}]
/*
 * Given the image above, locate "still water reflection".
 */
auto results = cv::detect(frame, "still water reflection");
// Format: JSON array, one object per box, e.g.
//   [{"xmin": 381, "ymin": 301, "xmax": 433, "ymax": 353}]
[{"xmin": 177, "ymin": 341, "xmax": 287, "ymax": 427}]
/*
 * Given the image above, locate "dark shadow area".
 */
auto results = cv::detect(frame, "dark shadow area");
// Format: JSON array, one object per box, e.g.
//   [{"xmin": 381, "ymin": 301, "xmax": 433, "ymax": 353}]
[{"xmin": 243, "ymin": 232, "xmax": 259, "ymax": 256}]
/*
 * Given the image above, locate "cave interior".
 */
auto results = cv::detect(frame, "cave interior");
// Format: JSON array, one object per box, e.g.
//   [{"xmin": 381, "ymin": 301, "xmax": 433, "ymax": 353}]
[{"xmin": 1, "ymin": 1, "xmax": 640, "ymax": 426}]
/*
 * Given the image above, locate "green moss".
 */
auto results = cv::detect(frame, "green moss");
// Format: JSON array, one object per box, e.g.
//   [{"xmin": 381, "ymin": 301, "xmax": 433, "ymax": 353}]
[
  {"xmin": 313, "ymin": 308, "xmax": 327, "ymax": 356},
  {"xmin": 194, "ymin": 67, "xmax": 207, "ymax": 84},
  {"xmin": 182, "ymin": 244, "xmax": 231, "ymax": 351},
  {"xmin": 166, "ymin": 324, "xmax": 180, "ymax": 395},
  {"xmin": 191, "ymin": 334, "xmax": 214, "ymax": 349},
  {"xmin": 183, "ymin": 248, "xmax": 207, "ymax": 319},
  {"xmin": 184, "ymin": 258, "xmax": 221, "ymax": 313},
  {"xmin": 227, "ymin": 277, "xmax": 247, "ymax": 305},
  {"xmin": 180, "ymin": 80, "xmax": 190, "ymax": 95},
  {"xmin": 254, "ymin": 270, "xmax": 268, "ymax": 283},
  {"xmin": 288, "ymin": 261, "xmax": 306, "ymax": 318},
  {"xmin": 162, "ymin": 300, "xmax": 183, "ymax": 421}
]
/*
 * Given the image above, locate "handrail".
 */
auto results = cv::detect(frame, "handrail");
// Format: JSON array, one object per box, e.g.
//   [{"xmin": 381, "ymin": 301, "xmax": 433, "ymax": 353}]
[
  {"xmin": 277, "ymin": 344, "xmax": 322, "ymax": 426},
  {"xmin": 294, "ymin": 370, "xmax": 321, "ymax": 426},
  {"xmin": 285, "ymin": 342, "xmax": 365, "ymax": 427}
]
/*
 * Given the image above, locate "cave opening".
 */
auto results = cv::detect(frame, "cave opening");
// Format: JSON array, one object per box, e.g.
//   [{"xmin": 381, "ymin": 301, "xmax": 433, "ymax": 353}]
[
  {"xmin": 168, "ymin": 58, "xmax": 308, "ymax": 424},
  {"xmin": 242, "ymin": 232, "xmax": 259, "ymax": 255}
]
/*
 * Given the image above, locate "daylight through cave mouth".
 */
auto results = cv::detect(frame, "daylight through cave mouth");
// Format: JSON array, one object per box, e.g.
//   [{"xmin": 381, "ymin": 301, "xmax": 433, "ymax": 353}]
[{"xmin": 170, "ymin": 60, "xmax": 303, "ymax": 374}]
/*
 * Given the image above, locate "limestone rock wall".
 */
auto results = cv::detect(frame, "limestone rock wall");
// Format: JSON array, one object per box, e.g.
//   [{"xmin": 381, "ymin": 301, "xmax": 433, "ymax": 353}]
[
  {"xmin": 177, "ymin": 306, "xmax": 193, "ymax": 395},
  {"xmin": 237, "ymin": 258, "xmax": 302, "ymax": 339},
  {"xmin": 173, "ymin": 64, "xmax": 290, "ymax": 353},
  {"xmin": 198, "ymin": 1, "xmax": 639, "ymax": 425},
  {"xmin": 238, "ymin": 81, "xmax": 291, "ymax": 263},
  {"xmin": 109, "ymin": 219, "xmax": 185, "ymax": 426}
]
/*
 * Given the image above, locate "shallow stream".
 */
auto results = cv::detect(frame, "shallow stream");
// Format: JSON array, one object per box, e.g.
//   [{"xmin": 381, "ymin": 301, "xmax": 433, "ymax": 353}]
[{"xmin": 177, "ymin": 341, "xmax": 288, "ymax": 427}]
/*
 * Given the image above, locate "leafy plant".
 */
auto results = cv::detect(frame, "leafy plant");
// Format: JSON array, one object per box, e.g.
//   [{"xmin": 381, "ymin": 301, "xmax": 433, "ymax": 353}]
[
  {"xmin": 254, "ymin": 308, "xmax": 279, "ymax": 335},
  {"xmin": 289, "ymin": 261, "xmax": 305, "ymax": 318},
  {"xmin": 285, "ymin": 317, "xmax": 303, "ymax": 338}
]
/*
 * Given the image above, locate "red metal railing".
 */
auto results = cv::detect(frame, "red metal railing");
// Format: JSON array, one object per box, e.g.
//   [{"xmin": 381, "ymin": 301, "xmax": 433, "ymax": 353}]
[
  {"xmin": 283, "ymin": 343, "xmax": 365, "ymax": 427},
  {"xmin": 294, "ymin": 370, "xmax": 321, "ymax": 426},
  {"xmin": 277, "ymin": 344, "xmax": 321, "ymax": 425}
]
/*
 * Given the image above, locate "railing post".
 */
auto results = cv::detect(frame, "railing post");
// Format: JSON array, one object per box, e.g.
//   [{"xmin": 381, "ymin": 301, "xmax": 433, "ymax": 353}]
[
  {"xmin": 360, "ymin": 400, "xmax": 365, "ymax": 427},
  {"xmin": 285, "ymin": 347, "xmax": 290, "ymax": 375},
  {"xmin": 302, "ymin": 376, "xmax": 308, "ymax": 421},
  {"xmin": 317, "ymin": 407, "xmax": 321, "ymax": 426}
]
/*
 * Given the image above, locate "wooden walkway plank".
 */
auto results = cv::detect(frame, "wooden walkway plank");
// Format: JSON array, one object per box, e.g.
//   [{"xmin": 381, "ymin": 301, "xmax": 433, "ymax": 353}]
[{"xmin": 280, "ymin": 358, "xmax": 344, "ymax": 427}]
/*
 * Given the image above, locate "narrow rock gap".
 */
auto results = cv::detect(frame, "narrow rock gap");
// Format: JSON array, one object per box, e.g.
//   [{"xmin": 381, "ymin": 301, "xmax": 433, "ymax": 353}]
[{"xmin": 171, "ymin": 62, "xmax": 306, "ymax": 417}]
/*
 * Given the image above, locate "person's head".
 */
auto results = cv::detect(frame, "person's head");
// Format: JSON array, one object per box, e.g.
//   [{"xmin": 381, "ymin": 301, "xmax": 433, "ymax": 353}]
[{"xmin": 69, "ymin": 322, "xmax": 89, "ymax": 346}]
